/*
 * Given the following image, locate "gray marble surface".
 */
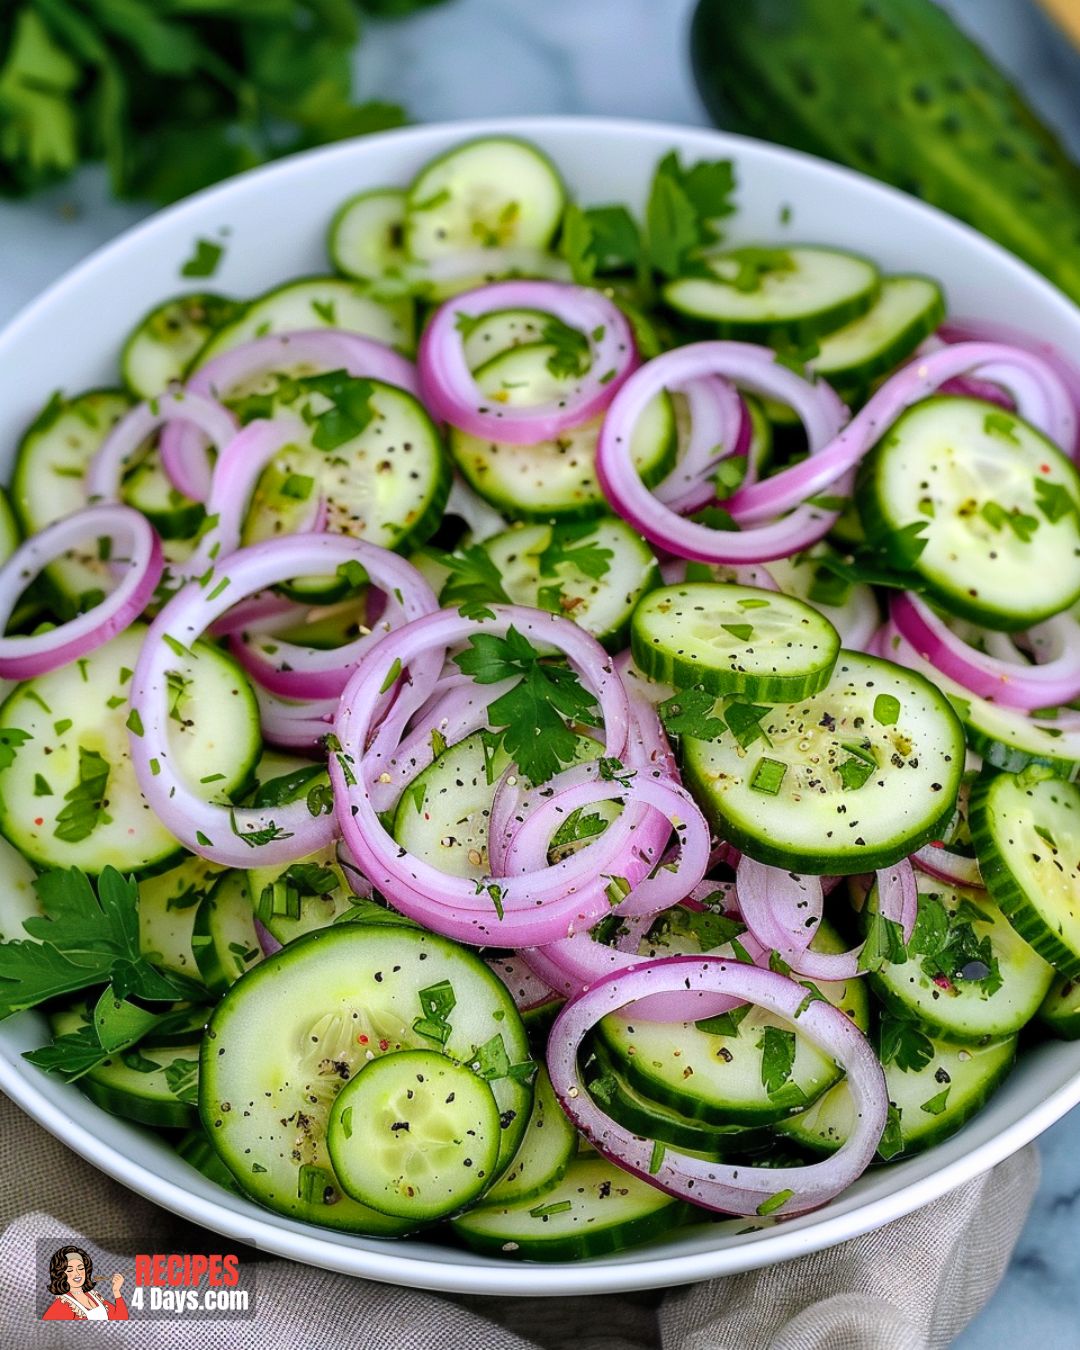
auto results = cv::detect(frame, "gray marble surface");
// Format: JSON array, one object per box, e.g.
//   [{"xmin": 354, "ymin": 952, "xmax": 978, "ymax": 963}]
[{"xmin": 1, "ymin": 0, "xmax": 1079, "ymax": 1342}]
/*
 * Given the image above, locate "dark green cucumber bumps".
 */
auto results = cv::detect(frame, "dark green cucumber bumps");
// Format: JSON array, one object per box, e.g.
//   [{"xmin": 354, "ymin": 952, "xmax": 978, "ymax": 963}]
[{"xmin": 691, "ymin": 0, "xmax": 1080, "ymax": 307}]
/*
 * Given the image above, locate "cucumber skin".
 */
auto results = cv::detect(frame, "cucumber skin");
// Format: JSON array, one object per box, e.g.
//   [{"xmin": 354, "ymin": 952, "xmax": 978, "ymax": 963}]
[
  {"xmin": 1039, "ymin": 975, "xmax": 1080, "ymax": 1041},
  {"xmin": 691, "ymin": 0, "xmax": 1080, "ymax": 306},
  {"xmin": 969, "ymin": 770, "xmax": 1080, "ymax": 981}
]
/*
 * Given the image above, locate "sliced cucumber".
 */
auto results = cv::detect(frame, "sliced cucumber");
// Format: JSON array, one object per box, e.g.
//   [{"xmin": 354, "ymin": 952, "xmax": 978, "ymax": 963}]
[
  {"xmin": 239, "ymin": 379, "xmax": 451, "ymax": 588},
  {"xmin": 327, "ymin": 1048, "xmax": 501, "ymax": 1221},
  {"xmin": 121, "ymin": 293, "xmax": 242, "ymax": 398},
  {"xmin": 663, "ymin": 246, "xmax": 880, "ymax": 342},
  {"xmin": 139, "ymin": 854, "xmax": 222, "ymax": 987},
  {"xmin": 449, "ymin": 393, "xmax": 676, "ymax": 522},
  {"xmin": 598, "ymin": 923, "xmax": 869, "ymax": 1126},
  {"xmin": 200, "ymin": 923, "xmax": 533, "ymax": 1233},
  {"xmin": 328, "ymin": 188, "xmax": 408, "ymax": 283},
  {"xmin": 120, "ymin": 447, "xmax": 205, "ymax": 541},
  {"xmin": 1039, "ymin": 973, "xmax": 1080, "ymax": 1040},
  {"xmin": 142, "ymin": 1002, "xmax": 211, "ymax": 1048},
  {"xmin": 193, "ymin": 277, "xmax": 414, "ymax": 365},
  {"xmin": 778, "ymin": 1033, "xmax": 1016, "ymax": 1159},
  {"xmin": 481, "ymin": 1066, "xmax": 577, "ymax": 1208},
  {"xmin": 866, "ymin": 874, "xmax": 1053, "ymax": 1042},
  {"xmin": 680, "ymin": 650, "xmax": 965, "ymax": 874},
  {"xmin": 631, "ymin": 582, "xmax": 840, "ymax": 701},
  {"xmin": 176, "ymin": 1126, "xmax": 245, "ymax": 1196},
  {"xmin": 248, "ymin": 846, "xmax": 356, "ymax": 945},
  {"xmin": 857, "ymin": 397, "xmax": 1080, "ymax": 630},
  {"xmin": 453, "ymin": 518, "xmax": 660, "ymax": 651},
  {"xmin": 11, "ymin": 389, "xmax": 132, "ymax": 603},
  {"xmin": 971, "ymin": 770, "xmax": 1080, "ymax": 980},
  {"xmin": 52, "ymin": 1008, "xmax": 200, "ymax": 1130},
  {"xmin": 762, "ymin": 545, "xmax": 880, "ymax": 649},
  {"xmin": 405, "ymin": 137, "xmax": 565, "ymax": 262},
  {"xmin": 458, "ymin": 307, "xmax": 561, "ymax": 370},
  {"xmin": 0, "ymin": 486, "xmax": 19, "ymax": 567},
  {"xmin": 0, "ymin": 625, "xmax": 261, "ymax": 873},
  {"xmin": 193, "ymin": 870, "xmax": 262, "ymax": 994},
  {"xmin": 809, "ymin": 275, "xmax": 945, "ymax": 389},
  {"xmin": 451, "ymin": 1153, "xmax": 686, "ymax": 1261},
  {"xmin": 585, "ymin": 1039, "xmax": 760, "ymax": 1155},
  {"xmin": 0, "ymin": 833, "xmax": 41, "ymax": 942}
]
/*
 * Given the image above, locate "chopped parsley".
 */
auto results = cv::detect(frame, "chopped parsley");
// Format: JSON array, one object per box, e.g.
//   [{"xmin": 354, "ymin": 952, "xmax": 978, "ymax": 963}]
[{"xmin": 54, "ymin": 747, "xmax": 112, "ymax": 844}]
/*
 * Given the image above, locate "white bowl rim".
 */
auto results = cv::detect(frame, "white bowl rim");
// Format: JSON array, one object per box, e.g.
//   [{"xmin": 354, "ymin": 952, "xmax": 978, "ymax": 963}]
[{"xmin": 2, "ymin": 112, "xmax": 1080, "ymax": 1297}]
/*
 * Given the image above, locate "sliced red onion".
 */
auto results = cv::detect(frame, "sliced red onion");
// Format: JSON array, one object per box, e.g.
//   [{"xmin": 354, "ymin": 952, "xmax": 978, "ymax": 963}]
[
  {"xmin": 86, "ymin": 390, "xmax": 237, "ymax": 505},
  {"xmin": 547, "ymin": 956, "xmax": 888, "ymax": 1217},
  {"xmin": 0, "ymin": 505, "xmax": 163, "ymax": 679},
  {"xmin": 596, "ymin": 342, "xmax": 848, "ymax": 563},
  {"xmin": 912, "ymin": 842, "xmax": 983, "ymax": 889},
  {"xmin": 254, "ymin": 685, "xmax": 338, "ymax": 749},
  {"xmin": 891, "ymin": 591, "xmax": 1080, "ymax": 712},
  {"xmin": 655, "ymin": 377, "xmax": 747, "ymax": 515},
  {"xmin": 254, "ymin": 918, "xmax": 283, "ymax": 957},
  {"xmin": 160, "ymin": 329, "xmax": 420, "ymax": 501},
  {"xmin": 726, "ymin": 342, "xmax": 1076, "ymax": 524},
  {"xmin": 658, "ymin": 557, "xmax": 778, "ymax": 591},
  {"xmin": 231, "ymin": 546, "xmax": 437, "ymax": 699},
  {"xmin": 128, "ymin": 535, "xmax": 393, "ymax": 867},
  {"xmin": 736, "ymin": 855, "xmax": 917, "ymax": 982},
  {"xmin": 418, "ymin": 280, "xmax": 638, "ymax": 445},
  {"xmin": 485, "ymin": 953, "xmax": 562, "ymax": 1013}
]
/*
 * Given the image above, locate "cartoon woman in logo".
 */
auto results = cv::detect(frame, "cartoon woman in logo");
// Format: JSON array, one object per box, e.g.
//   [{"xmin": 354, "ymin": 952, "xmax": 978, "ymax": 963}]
[{"xmin": 42, "ymin": 1246, "xmax": 129, "ymax": 1321}]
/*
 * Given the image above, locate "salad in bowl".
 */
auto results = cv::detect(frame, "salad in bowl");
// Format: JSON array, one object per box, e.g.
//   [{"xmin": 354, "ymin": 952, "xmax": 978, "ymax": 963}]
[{"xmin": 1, "ymin": 124, "xmax": 1079, "ymax": 1274}]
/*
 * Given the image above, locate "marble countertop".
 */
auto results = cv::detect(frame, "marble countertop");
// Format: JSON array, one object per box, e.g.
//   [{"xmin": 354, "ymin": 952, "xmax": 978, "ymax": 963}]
[{"xmin": 1, "ymin": 0, "xmax": 1079, "ymax": 1341}]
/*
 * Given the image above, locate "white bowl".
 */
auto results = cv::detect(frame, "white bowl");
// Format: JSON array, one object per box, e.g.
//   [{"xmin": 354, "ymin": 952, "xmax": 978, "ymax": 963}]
[{"xmin": 2, "ymin": 116, "xmax": 1079, "ymax": 1297}]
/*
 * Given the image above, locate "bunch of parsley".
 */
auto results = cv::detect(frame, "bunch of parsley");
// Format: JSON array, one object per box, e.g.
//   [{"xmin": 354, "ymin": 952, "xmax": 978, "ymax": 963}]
[{"xmin": 0, "ymin": 0, "xmax": 446, "ymax": 203}]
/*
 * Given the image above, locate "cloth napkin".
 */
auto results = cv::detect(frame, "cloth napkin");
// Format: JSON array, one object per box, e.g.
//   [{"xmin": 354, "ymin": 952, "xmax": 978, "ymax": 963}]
[{"xmin": 0, "ymin": 1091, "xmax": 1037, "ymax": 1350}]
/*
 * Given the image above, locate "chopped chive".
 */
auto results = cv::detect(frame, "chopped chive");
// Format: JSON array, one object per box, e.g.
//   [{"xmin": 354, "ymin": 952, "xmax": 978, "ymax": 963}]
[{"xmin": 749, "ymin": 757, "xmax": 787, "ymax": 796}]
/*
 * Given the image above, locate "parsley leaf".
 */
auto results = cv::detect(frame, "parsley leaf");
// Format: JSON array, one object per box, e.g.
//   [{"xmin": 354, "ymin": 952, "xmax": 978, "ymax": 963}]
[
  {"xmin": 857, "ymin": 910, "xmax": 909, "ymax": 973},
  {"xmin": 658, "ymin": 688, "xmax": 727, "ymax": 741},
  {"xmin": 540, "ymin": 318, "xmax": 592, "ymax": 379},
  {"xmin": 757, "ymin": 1026, "xmax": 797, "ymax": 1096},
  {"xmin": 0, "ymin": 727, "xmax": 32, "ymax": 770},
  {"xmin": 53, "ymin": 746, "xmax": 111, "ymax": 843},
  {"xmin": 180, "ymin": 238, "xmax": 224, "ymax": 279},
  {"xmin": 879, "ymin": 1012, "xmax": 936, "ymax": 1074},
  {"xmin": 878, "ymin": 1103, "xmax": 905, "ymax": 1160},
  {"xmin": 432, "ymin": 544, "xmax": 512, "ymax": 617},
  {"xmin": 1034, "ymin": 478, "xmax": 1080, "ymax": 525},
  {"xmin": 298, "ymin": 371, "xmax": 376, "ymax": 451},
  {"xmin": 453, "ymin": 626, "xmax": 599, "ymax": 784},
  {"xmin": 645, "ymin": 152, "xmax": 737, "ymax": 279},
  {"xmin": 537, "ymin": 522, "xmax": 613, "ymax": 581}
]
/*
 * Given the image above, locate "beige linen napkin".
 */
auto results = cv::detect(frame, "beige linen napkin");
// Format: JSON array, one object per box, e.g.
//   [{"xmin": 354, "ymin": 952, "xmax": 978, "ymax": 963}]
[{"xmin": 0, "ymin": 1090, "xmax": 1036, "ymax": 1350}]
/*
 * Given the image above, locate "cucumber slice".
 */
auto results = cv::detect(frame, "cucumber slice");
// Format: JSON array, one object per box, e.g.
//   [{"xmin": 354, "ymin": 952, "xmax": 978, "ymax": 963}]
[
  {"xmin": 449, "ymin": 392, "xmax": 676, "ymax": 522},
  {"xmin": 11, "ymin": 389, "xmax": 132, "ymax": 603},
  {"xmin": 120, "ymin": 447, "xmax": 204, "ymax": 541},
  {"xmin": 451, "ymin": 1153, "xmax": 686, "ymax": 1261},
  {"xmin": 142, "ymin": 1002, "xmax": 210, "ymax": 1048},
  {"xmin": 482, "ymin": 1066, "xmax": 577, "ymax": 1207},
  {"xmin": 193, "ymin": 870, "xmax": 262, "ymax": 994},
  {"xmin": 598, "ymin": 923, "xmax": 869, "ymax": 1125},
  {"xmin": 249, "ymin": 845, "xmax": 356, "ymax": 945},
  {"xmin": 585, "ymin": 1039, "xmax": 761, "ymax": 1155},
  {"xmin": 176, "ymin": 1127, "xmax": 245, "ymax": 1196},
  {"xmin": 405, "ymin": 137, "xmax": 565, "ymax": 263},
  {"xmin": 200, "ymin": 923, "xmax": 533, "ymax": 1232},
  {"xmin": 1038, "ymin": 973, "xmax": 1080, "ymax": 1040},
  {"xmin": 857, "ymin": 397, "xmax": 1080, "ymax": 630},
  {"xmin": 193, "ymin": 277, "xmax": 414, "ymax": 365},
  {"xmin": 328, "ymin": 188, "xmax": 408, "ymax": 283},
  {"xmin": 52, "ymin": 1008, "xmax": 200, "ymax": 1129},
  {"xmin": 121, "ymin": 293, "xmax": 242, "ymax": 398},
  {"xmin": 971, "ymin": 770, "xmax": 1080, "ymax": 979},
  {"xmin": 458, "ymin": 307, "xmax": 562, "ymax": 370},
  {"xmin": 663, "ymin": 246, "xmax": 880, "ymax": 342},
  {"xmin": 458, "ymin": 518, "xmax": 660, "ymax": 652},
  {"xmin": 809, "ymin": 275, "xmax": 945, "ymax": 389},
  {"xmin": 680, "ymin": 650, "xmax": 965, "ymax": 874},
  {"xmin": 139, "ymin": 854, "xmax": 222, "ymax": 987},
  {"xmin": 778, "ymin": 1033, "xmax": 1016, "ymax": 1159},
  {"xmin": 761, "ymin": 545, "xmax": 880, "ymax": 649},
  {"xmin": 327, "ymin": 1048, "xmax": 501, "ymax": 1221},
  {"xmin": 239, "ymin": 379, "xmax": 451, "ymax": 589},
  {"xmin": 631, "ymin": 582, "xmax": 840, "ymax": 701},
  {"xmin": 0, "ymin": 625, "xmax": 261, "ymax": 874},
  {"xmin": 866, "ymin": 874, "xmax": 1053, "ymax": 1042},
  {"xmin": 0, "ymin": 833, "xmax": 41, "ymax": 942},
  {"xmin": 0, "ymin": 486, "xmax": 19, "ymax": 567}
]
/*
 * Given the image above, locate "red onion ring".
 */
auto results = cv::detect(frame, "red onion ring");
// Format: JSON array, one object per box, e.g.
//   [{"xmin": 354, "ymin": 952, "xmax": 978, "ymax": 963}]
[
  {"xmin": 727, "ymin": 342, "xmax": 1076, "ymax": 524},
  {"xmin": 160, "ymin": 329, "xmax": 420, "ymax": 501},
  {"xmin": 254, "ymin": 684, "xmax": 338, "ymax": 749},
  {"xmin": 86, "ymin": 391, "xmax": 237, "ymax": 505},
  {"xmin": 230, "ymin": 546, "xmax": 437, "ymax": 699},
  {"xmin": 736, "ymin": 855, "xmax": 917, "ymax": 982},
  {"xmin": 891, "ymin": 591, "xmax": 1080, "ymax": 712},
  {"xmin": 0, "ymin": 505, "xmax": 163, "ymax": 679},
  {"xmin": 596, "ymin": 342, "xmax": 848, "ymax": 563},
  {"xmin": 656, "ymin": 378, "xmax": 748, "ymax": 515},
  {"xmin": 912, "ymin": 842, "xmax": 982, "ymax": 889},
  {"xmin": 128, "ymin": 534, "xmax": 390, "ymax": 866},
  {"xmin": 418, "ymin": 280, "xmax": 638, "ymax": 445},
  {"xmin": 547, "ymin": 956, "xmax": 888, "ymax": 1217},
  {"xmin": 485, "ymin": 953, "xmax": 562, "ymax": 1014}
]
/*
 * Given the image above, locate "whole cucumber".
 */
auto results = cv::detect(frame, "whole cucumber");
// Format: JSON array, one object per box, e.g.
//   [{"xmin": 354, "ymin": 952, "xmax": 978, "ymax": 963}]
[{"xmin": 691, "ymin": 0, "xmax": 1080, "ymax": 304}]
